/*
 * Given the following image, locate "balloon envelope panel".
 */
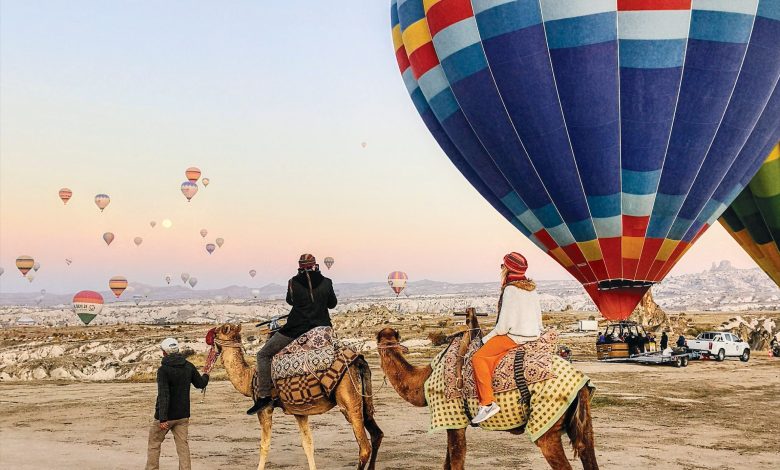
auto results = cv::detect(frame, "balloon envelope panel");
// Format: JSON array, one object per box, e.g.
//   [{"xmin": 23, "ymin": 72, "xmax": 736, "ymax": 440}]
[
  {"xmin": 391, "ymin": 0, "xmax": 780, "ymax": 319},
  {"xmin": 720, "ymin": 142, "xmax": 780, "ymax": 286}
]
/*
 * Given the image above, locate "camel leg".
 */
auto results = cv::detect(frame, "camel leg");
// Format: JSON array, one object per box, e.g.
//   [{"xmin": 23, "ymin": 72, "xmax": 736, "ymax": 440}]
[
  {"xmin": 444, "ymin": 428, "xmax": 466, "ymax": 470},
  {"xmin": 295, "ymin": 415, "xmax": 316, "ymax": 470},
  {"xmin": 257, "ymin": 407, "xmax": 273, "ymax": 470},
  {"xmin": 336, "ymin": 372, "xmax": 372, "ymax": 470},
  {"xmin": 536, "ymin": 417, "xmax": 573, "ymax": 470},
  {"xmin": 363, "ymin": 414, "xmax": 383, "ymax": 470},
  {"xmin": 565, "ymin": 390, "xmax": 599, "ymax": 470}
]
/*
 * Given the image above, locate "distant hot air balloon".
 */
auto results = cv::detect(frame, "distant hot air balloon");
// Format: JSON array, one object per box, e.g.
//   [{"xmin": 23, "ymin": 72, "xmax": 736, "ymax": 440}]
[
  {"xmin": 65, "ymin": 258, "xmax": 72, "ymax": 266},
  {"xmin": 188, "ymin": 277, "xmax": 198, "ymax": 288},
  {"xmin": 200, "ymin": 229, "xmax": 208, "ymax": 238},
  {"xmin": 133, "ymin": 294, "xmax": 143, "ymax": 306},
  {"xmin": 32, "ymin": 262, "xmax": 41, "ymax": 272},
  {"xmin": 361, "ymin": 142, "xmax": 367, "ymax": 148},
  {"xmin": 72, "ymin": 290, "xmax": 104, "ymax": 325},
  {"xmin": 185, "ymin": 167, "xmax": 201, "ymax": 183},
  {"xmin": 324, "ymin": 257, "xmax": 335, "ymax": 270},
  {"xmin": 206, "ymin": 243, "xmax": 216, "ymax": 254},
  {"xmin": 215, "ymin": 238, "xmax": 224, "ymax": 248},
  {"xmin": 720, "ymin": 142, "xmax": 780, "ymax": 287},
  {"xmin": 202, "ymin": 178, "xmax": 210, "ymax": 187},
  {"xmin": 134, "ymin": 237, "xmax": 143, "ymax": 247},
  {"xmin": 109, "ymin": 276, "xmax": 128, "ymax": 298},
  {"xmin": 27, "ymin": 273, "xmax": 35, "ymax": 283},
  {"xmin": 387, "ymin": 271, "xmax": 408, "ymax": 297},
  {"xmin": 181, "ymin": 272, "xmax": 190, "ymax": 284},
  {"xmin": 41, "ymin": 289, "xmax": 46, "ymax": 296},
  {"xmin": 59, "ymin": 188, "xmax": 73, "ymax": 205},
  {"xmin": 251, "ymin": 288, "xmax": 260, "ymax": 299},
  {"xmin": 249, "ymin": 269, "xmax": 257, "ymax": 278},
  {"xmin": 94, "ymin": 194, "xmax": 110, "ymax": 212},
  {"xmin": 103, "ymin": 232, "xmax": 115, "ymax": 246},
  {"xmin": 390, "ymin": 1, "xmax": 780, "ymax": 320},
  {"xmin": 165, "ymin": 274, "xmax": 172, "ymax": 285},
  {"xmin": 15, "ymin": 256, "xmax": 34, "ymax": 276},
  {"xmin": 150, "ymin": 221, "xmax": 157, "ymax": 228},
  {"xmin": 181, "ymin": 181, "xmax": 198, "ymax": 202}
]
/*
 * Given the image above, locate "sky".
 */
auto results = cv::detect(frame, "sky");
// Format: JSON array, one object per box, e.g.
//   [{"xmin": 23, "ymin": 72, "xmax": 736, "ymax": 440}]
[{"xmin": 0, "ymin": 1, "xmax": 760, "ymax": 295}]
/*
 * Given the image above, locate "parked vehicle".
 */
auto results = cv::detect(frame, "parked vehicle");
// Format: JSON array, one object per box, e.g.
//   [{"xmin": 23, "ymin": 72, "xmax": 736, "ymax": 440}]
[{"xmin": 686, "ymin": 332, "xmax": 750, "ymax": 362}]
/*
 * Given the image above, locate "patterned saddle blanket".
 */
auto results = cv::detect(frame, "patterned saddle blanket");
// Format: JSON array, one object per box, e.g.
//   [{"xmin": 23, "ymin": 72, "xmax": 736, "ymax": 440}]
[
  {"xmin": 426, "ymin": 350, "xmax": 594, "ymax": 441},
  {"xmin": 255, "ymin": 327, "xmax": 360, "ymax": 406},
  {"xmin": 443, "ymin": 329, "xmax": 559, "ymax": 401}
]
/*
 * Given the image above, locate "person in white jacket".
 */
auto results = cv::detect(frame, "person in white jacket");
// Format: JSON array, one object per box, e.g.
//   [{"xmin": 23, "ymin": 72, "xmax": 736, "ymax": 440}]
[{"xmin": 471, "ymin": 252, "xmax": 543, "ymax": 424}]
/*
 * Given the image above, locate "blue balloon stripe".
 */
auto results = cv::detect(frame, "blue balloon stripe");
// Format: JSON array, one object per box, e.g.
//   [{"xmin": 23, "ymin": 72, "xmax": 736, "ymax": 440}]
[
  {"xmin": 758, "ymin": 0, "xmax": 780, "ymax": 20},
  {"xmin": 689, "ymin": 10, "xmax": 755, "ymax": 44},
  {"xmin": 619, "ymin": 39, "xmax": 687, "ymax": 69},
  {"xmin": 474, "ymin": 0, "xmax": 542, "ymax": 41},
  {"xmin": 544, "ymin": 12, "xmax": 617, "ymax": 50}
]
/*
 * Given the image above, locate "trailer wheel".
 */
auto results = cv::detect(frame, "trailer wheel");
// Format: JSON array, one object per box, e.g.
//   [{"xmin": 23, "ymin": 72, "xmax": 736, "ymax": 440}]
[
  {"xmin": 674, "ymin": 357, "xmax": 683, "ymax": 368},
  {"xmin": 682, "ymin": 356, "xmax": 689, "ymax": 367},
  {"xmin": 740, "ymin": 349, "xmax": 750, "ymax": 362},
  {"xmin": 716, "ymin": 349, "xmax": 725, "ymax": 362}
]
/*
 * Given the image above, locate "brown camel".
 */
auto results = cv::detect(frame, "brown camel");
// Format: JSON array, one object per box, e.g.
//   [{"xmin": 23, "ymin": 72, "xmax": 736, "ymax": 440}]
[
  {"xmin": 212, "ymin": 324, "xmax": 383, "ymax": 470},
  {"xmin": 376, "ymin": 313, "xmax": 598, "ymax": 470}
]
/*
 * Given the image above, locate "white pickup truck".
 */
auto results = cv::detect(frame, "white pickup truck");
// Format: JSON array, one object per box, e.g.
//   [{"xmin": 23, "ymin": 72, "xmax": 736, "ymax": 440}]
[{"xmin": 686, "ymin": 332, "xmax": 750, "ymax": 362}]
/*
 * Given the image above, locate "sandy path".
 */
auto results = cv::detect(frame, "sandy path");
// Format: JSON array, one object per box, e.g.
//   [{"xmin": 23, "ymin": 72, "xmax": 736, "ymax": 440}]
[{"xmin": 1, "ymin": 356, "xmax": 779, "ymax": 469}]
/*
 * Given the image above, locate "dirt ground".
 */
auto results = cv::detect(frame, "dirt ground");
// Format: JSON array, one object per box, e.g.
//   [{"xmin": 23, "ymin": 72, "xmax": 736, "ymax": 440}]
[{"xmin": 2, "ymin": 355, "xmax": 779, "ymax": 469}]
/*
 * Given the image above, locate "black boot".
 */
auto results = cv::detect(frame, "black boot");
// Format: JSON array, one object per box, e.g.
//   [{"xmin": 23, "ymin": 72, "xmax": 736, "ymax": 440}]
[{"xmin": 246, "ymin": 396, "xmax": 272, "ymax": 415}]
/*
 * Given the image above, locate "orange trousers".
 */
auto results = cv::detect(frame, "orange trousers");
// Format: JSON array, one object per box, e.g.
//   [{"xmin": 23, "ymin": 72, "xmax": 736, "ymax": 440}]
[{"xmin": 473, "ymin": 335, "xmax": 517, "ymax": 405}]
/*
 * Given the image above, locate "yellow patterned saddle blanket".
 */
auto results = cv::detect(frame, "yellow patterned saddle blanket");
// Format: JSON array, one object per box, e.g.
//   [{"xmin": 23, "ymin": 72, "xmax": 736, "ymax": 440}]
[{"xmin": 425, "ymin": 343, "xmax": 593, "ymax": 441}]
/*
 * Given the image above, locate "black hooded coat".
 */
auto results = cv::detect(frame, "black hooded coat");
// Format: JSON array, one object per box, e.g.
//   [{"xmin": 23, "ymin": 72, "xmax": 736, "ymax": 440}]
[{"xmin": 278, "ymin": 270, "xmax": 337, "ymax": 338}]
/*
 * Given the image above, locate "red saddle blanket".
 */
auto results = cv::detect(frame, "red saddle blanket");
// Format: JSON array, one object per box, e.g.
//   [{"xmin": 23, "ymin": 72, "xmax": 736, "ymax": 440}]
[{"xmin": 444, "ymin": 329, "xmax": 558, "ymax": 401}]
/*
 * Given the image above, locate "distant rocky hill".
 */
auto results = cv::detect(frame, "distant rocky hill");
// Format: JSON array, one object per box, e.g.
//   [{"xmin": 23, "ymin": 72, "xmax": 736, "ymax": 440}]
[{"xmin": 1, "ymin": 261, "xmax": 778, "ymax": 320}]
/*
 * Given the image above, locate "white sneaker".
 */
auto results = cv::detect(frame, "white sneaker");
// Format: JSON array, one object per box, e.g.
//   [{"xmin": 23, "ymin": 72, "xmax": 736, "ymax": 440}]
[{"xmin": 472, "ymin": 402, "xmax": 500, "ymax": 424}]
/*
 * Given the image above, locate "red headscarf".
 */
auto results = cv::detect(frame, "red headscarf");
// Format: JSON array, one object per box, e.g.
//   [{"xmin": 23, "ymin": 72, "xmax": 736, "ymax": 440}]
[{"xmin": 502, "ymin": 252, "xmax": 528, "ymax": 285}]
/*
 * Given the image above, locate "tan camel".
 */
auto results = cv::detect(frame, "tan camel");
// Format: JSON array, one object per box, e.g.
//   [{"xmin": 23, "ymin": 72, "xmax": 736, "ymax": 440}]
[
  {"xmin": 213, "ymin": 324, "xmax": 383, "ymax": 470},
  {"xmin": 376, "ymin": 311, "xmax": 598, "ymax": 470}
]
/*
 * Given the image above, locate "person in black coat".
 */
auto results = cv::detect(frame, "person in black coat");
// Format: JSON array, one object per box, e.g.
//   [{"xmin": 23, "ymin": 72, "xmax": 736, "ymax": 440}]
[
  {"xmin": 660, "ymin": 331, "xmax": 669, "ymax": 350},
  {"xmin": 247, "ymin": 253, "xmax": 337, "ymax": 415},
  {"xmin": 146, "ymin": 337, "xmax": 209, "ymax": 470}
]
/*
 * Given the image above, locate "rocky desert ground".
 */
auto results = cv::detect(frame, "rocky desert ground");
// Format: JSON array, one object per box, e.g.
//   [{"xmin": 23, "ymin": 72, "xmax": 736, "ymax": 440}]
[{"xmin": 1, "ymin": 308, "xmax": 779, "ymax": 469}]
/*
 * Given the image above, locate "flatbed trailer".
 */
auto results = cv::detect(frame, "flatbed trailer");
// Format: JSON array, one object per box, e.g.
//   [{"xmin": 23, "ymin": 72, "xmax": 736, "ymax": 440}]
[{"xmin": 599, "ymin": 350, "xmax": 701, "ymax": 367}]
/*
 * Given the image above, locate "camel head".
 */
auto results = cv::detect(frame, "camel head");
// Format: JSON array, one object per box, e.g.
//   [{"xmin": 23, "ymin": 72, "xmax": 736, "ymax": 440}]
[
  {"xmin": 213, "ymin": 323, "xmax": 242, "ymax": 352},
  {"xmin": 376, "ymin": 327, "xmax": 408, "ymax": 354}
]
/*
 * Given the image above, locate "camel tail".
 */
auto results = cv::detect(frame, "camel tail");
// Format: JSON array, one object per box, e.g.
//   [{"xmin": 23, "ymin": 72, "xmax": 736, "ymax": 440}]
[
  {"xmin": 356, "ymin": 355, "xmax": 375, "ymax": 417},
  {"xmin": 567, "ymin": 386, "xmax": 594, "ymax": 459}
]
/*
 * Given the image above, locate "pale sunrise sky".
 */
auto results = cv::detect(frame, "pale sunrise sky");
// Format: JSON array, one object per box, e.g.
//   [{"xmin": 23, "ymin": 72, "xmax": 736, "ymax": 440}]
[{"xmin": 0, "ymin": 1, "xmax": 759, "ymax": 294}]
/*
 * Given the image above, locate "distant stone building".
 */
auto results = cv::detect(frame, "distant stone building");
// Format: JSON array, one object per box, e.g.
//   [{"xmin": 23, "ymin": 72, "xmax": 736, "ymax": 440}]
[{"xmin": 16, "ymin": 316, "xmax": 36, "ymax": 326}]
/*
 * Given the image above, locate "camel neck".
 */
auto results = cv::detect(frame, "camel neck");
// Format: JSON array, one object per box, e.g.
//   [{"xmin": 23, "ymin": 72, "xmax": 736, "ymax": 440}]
[
  {"xmin": 379, "ymin": 347, "xmax": 431, "ymax": 407},
  {"xmin": 220, "ymin": 346, "xmax": 254, "ymax": 398}
]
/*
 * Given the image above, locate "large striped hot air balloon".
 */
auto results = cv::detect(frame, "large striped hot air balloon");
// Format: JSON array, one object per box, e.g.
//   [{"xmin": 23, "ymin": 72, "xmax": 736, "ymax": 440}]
[
  {"xmin": 387, "ymin": 271, "xmax": 408, "ymax": 296},
  {"xmin": 72, "ymin": 290, "xmax": 104, "ymax": 325},
  {"xmin": 185, "ymin": 167, "xmax": 201, "ymax": 183},
  {"xmin": 108, "ymin": 276, "xmax": 128, "ymax": 298},
  {"xmin": 391, "ymin": 0, "xmax": 780, "ymax": 320},
  {"xmin": 720, "ymin": 142, "xmax": 780, "ymax": 286},
  {"xmin": 59, "ymin": 188, "xmax": 72, "ymax": 205},
  {"xmin": 181, "ymin": 181, "xmax": 198, "ymax": 202},
  {"xmin": 94, "ymin": 194, "xmax": 110, "ymax": 212},
  {"xmin": 15, "ymin": 256, "xmax": 34, "ymax": 276}
]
